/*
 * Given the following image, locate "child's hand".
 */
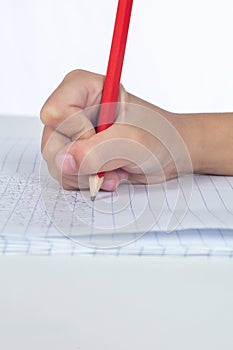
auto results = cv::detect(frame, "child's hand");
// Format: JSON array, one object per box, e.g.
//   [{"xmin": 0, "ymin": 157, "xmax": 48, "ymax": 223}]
[{"xmin": 40, "ymin": 69, "xmax": 196, "ymax": 191}]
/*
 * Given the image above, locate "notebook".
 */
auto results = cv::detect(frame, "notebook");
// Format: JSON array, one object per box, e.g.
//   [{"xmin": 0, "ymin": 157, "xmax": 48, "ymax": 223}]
[{"xmin": 1, "ymin": 116, "xmax": 233, "ymax": 256}]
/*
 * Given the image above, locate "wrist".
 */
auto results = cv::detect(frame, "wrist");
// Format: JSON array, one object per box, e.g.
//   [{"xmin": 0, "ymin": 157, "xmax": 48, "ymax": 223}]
[
  {"xmin": 173, "ymin": 112, "xmax": 233, "ymax": 176},
  {"xmin": 170, "ymin": 113, "xmax": 204, "ymax": 174},
  {"xmin": 183, "ymin": 113, "xmax": 233, "ymax": 175}
]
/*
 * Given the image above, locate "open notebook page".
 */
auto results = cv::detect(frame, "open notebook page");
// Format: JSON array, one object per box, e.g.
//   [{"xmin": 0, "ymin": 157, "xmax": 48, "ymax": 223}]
[{"xmin": 0, "ymin": 119, "xmax": 233, "ymax": 255}]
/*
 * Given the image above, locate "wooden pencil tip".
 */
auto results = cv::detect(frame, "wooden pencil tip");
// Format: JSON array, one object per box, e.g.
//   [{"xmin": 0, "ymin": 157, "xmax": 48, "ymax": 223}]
[{"xmin": 89, "ymin": 174, "xmax": 104, "ymax": 201}]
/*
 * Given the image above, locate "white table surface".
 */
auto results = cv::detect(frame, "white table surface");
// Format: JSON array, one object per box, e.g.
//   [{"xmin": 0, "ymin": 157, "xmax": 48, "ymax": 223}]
[
  {"xmin": 0, "ymin": 255, "xmax": 233, "ymax": 350},
  {"xmin": 0, "ymin": 117, "xmax": 233, "ymax": 349}
]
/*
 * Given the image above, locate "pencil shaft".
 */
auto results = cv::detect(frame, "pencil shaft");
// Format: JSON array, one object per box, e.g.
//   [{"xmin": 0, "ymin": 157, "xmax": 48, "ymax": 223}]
[
  {"xmin": 97, "ymin": 0, "xmax": 133, "ymax": 133},
  {"xmin": 89, "ymin": 0, "xmax": 133, "ymax": 200}
]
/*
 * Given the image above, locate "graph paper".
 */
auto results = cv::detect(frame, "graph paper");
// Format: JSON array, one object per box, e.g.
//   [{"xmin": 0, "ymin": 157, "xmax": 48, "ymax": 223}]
[{"xmin": 1, "ymin": 132, "xmax": 233, "ymax": 256}]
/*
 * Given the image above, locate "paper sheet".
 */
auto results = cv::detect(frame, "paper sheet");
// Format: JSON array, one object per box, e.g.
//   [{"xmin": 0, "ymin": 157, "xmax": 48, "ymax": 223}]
[{"xmin": 0, "ymin": 134, "xmax": 233, "ymax": 255}]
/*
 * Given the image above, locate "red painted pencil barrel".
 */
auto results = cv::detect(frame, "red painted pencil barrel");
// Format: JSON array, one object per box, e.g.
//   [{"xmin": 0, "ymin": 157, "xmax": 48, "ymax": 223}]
[{"xmin": 97, "ymin": 0, "xmax": 133, "ymax": 133}]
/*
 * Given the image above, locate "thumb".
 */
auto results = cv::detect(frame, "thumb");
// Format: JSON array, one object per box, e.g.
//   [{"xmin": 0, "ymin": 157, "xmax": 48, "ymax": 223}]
[
  {"xmin": 55, "ymin": 123, "xmax": 146, "ymax": 175},
  {"xmin": 55, "ymin": 123, "xmax": 151, "ymax": 176},
  {"xmin": 67, "ymin": 124, "xmax": 138, "ymax": 175},
  {"xmin": 54, "ymin": 127, "xmax": 130, "ymax": 191}
]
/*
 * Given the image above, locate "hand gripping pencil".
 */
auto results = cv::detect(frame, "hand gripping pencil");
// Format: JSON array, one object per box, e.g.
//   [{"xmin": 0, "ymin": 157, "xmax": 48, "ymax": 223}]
[{"xmin": 89, "ymin": 0, "xmax": 133, "ymax": 201}]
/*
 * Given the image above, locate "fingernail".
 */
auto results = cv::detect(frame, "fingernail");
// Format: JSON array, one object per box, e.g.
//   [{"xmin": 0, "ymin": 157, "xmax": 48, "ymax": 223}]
[
  {"xmin": 101, "ymin": 179, "xmax": 117, "ymax": 191},
  {"xmin": 55, "ymin": 153, "xmax": 77, "ymax": 174}
]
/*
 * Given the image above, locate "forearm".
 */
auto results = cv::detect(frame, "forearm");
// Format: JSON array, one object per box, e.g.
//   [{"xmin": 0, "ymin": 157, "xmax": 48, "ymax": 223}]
[{"xmin": 178, "ymin": 112, "xmax": 233, "ymax": 175}]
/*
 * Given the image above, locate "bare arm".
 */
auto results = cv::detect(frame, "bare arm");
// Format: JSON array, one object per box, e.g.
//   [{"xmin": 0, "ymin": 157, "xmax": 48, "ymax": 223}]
[{"xmin": 176, "ymin": 112, "xmax": 233, "ymax": 176}]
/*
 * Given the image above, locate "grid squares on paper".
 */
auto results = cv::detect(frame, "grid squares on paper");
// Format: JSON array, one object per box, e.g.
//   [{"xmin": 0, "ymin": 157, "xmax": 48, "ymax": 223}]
[{"xmin": 0, "ymin": 136, "xmax": 233, "ymax": 256}]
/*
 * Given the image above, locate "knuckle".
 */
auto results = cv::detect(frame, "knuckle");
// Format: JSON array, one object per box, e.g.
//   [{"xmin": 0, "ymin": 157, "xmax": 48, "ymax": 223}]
[
  {"xmin": 40, "ymin": 103, "xmax": 61, "ymax": 126},
  {"xmin": 63, "ymin": 69, "xmax": 85, "ymax": 82}
]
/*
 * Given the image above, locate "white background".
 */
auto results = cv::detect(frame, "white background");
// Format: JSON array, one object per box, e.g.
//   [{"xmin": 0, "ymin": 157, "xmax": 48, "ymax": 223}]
[{"xmin": 1, "ymin": 0, "xmax": 233, "ymax": 117}]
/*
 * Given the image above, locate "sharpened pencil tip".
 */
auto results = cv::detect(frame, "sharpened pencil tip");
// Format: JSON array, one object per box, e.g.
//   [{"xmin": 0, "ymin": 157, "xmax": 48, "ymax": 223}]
[{"xmin": 89, "ymin": 174, "xmax": 104, "ymax": 202}]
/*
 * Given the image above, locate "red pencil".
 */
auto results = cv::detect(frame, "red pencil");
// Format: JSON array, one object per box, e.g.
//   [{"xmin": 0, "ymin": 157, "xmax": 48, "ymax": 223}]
[{"xmin": 89, "ymin": 0, "xmax": 133, "ymax": 200}]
